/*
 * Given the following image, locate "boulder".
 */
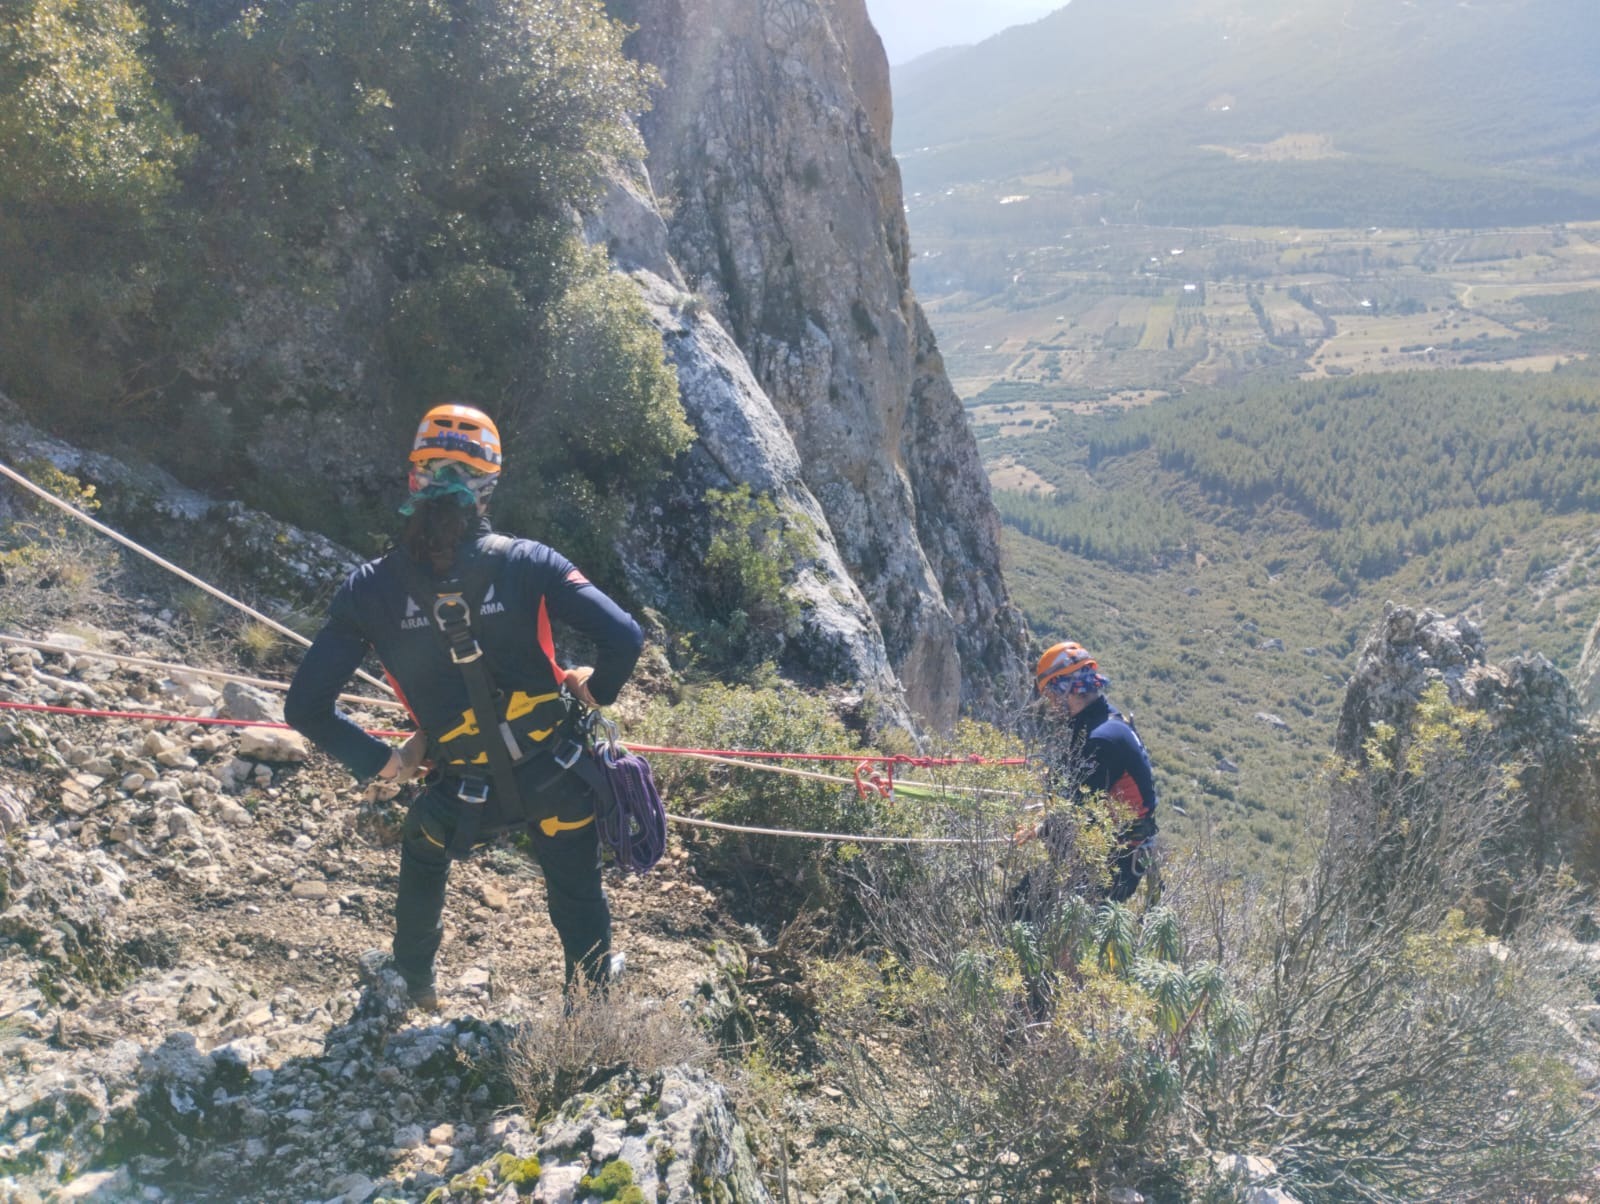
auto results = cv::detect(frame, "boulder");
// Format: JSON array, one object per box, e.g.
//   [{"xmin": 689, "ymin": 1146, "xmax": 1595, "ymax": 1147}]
[
  {"xmin": 221, "ymin": 682, "xmax": 284, "ymax": 724},
  {"xmin": 237, "ymin": 727, "xmax": 308, "ymax": 763}
]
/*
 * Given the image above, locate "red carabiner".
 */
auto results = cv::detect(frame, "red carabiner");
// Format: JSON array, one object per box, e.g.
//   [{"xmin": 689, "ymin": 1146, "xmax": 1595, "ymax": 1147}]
[{"xmin": 853, "ymin": 759, "xmax": 894, "ymax": 802}]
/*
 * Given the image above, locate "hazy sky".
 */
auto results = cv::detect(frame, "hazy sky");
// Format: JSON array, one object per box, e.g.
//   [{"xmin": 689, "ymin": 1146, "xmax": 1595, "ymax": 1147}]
[{"xmin": 864, "ymin": 0, "xmax": 1068, "ymax": 66}]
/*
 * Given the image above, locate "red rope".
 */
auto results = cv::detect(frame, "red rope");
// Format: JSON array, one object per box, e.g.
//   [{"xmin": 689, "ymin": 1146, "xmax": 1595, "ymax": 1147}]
[
  {"xmin": 0, "ymin": 699, "xmax": 412, "ymax": 741},
  {"xmin": 0, "ymin": 699, "xmax": 1027, "ymax": 767},
  {"xmin": 624, "ymin": 744, "xmax": 1025, "ymax": 768}
]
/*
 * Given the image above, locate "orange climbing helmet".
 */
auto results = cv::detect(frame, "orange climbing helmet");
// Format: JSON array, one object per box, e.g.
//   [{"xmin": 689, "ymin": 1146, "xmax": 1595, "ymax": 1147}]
[
  {"xmin": 409, "ymin": 403, "xmax": 503, "ymax": 475},
  {"xmin": 1035, "ymin": 641, "xmax": 1097, "ymax": 693}
]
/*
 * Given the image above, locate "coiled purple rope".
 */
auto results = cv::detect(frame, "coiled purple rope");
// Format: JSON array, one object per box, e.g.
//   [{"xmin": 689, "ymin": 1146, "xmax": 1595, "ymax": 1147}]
[{"xmin": 595, "ymin": 744, "xmax": 668, "ymax": 873}]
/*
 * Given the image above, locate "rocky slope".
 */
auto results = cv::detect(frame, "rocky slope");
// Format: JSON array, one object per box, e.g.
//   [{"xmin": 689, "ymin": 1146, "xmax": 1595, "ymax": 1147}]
[
  {"xmin": 615, "ymin": 0, "xmax": 1028, "ymax": 730},
  {"xmin": 0, "ymin": 603, "xmax": 797, "ymax": 1203}
]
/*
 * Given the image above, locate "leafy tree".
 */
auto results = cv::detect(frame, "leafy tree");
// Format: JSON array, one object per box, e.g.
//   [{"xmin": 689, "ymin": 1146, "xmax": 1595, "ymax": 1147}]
[
  {"xmin": 0, "ymin": 0, "xmax": 690, "ymax": 561},
  {"xmin": 0, "ymin": 0, "xmax": 188, "ymax": 407}
]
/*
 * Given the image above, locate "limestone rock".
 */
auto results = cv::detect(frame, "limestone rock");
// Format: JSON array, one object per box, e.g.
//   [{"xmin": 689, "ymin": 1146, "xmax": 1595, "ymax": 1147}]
[
  {"xmin": 623, "ymin": 0, "xmax": 1027, "ymax": 728},
  {"xmin": 237, "ymin": 726, "xmax": 309, "ymax": 763},
  {"xmin": 610, "ymin": 269, "xmax": 907, "ymax": 721},
  {"xmin": 0, "ymin": 782, "xmax": 27, "ymax": 834},
  {"xmin": 1578, "ymin": 608, "xmax": 1600, "ymax": 718},
  {"xmin": 1337, "ymin": 602, "xmax": 1600, "ymax": 884},
  {"xmin": 221, "ymin": 681, "xmax": 284, "ymax": 724}
]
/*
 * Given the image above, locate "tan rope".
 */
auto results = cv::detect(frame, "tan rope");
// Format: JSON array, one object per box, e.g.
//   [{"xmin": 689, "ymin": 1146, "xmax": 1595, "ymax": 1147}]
[
  {"xmin": 0, "ymin": 458, "xmax": 393, "ymax": 696},
  {"xmin": 0, "ymin": 633, "xmax": 404, "ymax": 712},
  {"xmin": 667, "ymin": 813, "xmax": 1009, "ymax": 846}
]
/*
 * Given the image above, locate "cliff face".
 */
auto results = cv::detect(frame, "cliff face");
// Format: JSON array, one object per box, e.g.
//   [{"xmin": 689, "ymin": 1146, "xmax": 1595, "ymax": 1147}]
[{"xmin": 616, "ymin": 0, "xmax": 1028, "ymax": 729}]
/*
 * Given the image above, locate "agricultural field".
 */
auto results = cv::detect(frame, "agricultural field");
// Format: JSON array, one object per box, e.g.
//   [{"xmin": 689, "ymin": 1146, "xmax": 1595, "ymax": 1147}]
[
  {"xmin": 913, "ymin": 205, "xmax": 1600, "ymax": 868},
  {"xmin": 912, "ymin": 212, "xmax": 1600, "ymax": 407}
]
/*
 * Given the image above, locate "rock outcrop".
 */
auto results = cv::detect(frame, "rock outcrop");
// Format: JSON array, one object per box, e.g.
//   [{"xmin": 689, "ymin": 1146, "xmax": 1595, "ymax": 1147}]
[
  {"xmin": 1578, "ymin": 608, "xmax": 1600, "ymax": 718},
  {"xmin": 0, "ymin": 395, "xmax": 361, "ymax": 613},
  {"xmin": 1337, "ymin": 603, "xmax": 1600, "ymax": 883},
  {"xmin": 587, "ymin": 187, "xmax": 906, "ymax": 715},
  {"xmin": 618, "ymin": 0, "xmax": 1028, "ymax": 728}
]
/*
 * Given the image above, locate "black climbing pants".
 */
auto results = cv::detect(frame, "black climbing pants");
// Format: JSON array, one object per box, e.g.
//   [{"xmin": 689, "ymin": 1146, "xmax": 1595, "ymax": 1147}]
[{"xmin": 393, "ymin": 756, "xmax": 611, "ymax": 995}]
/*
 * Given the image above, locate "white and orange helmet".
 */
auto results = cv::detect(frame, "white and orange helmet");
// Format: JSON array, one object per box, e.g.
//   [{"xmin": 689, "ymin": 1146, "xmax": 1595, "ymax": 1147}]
[
  {"xmin": 406, "ymin": 403, "xmax": 502, "ymax": 506},
  {"xmin": 1034, "ymin": 640, "xmax": 1107, "ymax": 699}
]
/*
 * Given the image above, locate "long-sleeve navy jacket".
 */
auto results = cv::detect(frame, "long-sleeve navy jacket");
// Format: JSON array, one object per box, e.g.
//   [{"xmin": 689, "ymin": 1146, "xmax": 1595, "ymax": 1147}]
[
  {"xmin": 1041, "ymin": 694, "xmax": 1158, "ymax": 846},
  {"xmin": 286, "ymin": 525, "xmax": 643, "ymax": 779}
]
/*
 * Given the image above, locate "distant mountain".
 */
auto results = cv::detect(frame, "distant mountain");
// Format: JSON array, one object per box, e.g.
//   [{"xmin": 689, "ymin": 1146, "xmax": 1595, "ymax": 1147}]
[
  {"xmin": 890, "ymin": 43, "xmax": 970, "ymax": 87},
  {"xmin": 892, "ymin": 0, "xmax": 1600, "ymax": 227}
]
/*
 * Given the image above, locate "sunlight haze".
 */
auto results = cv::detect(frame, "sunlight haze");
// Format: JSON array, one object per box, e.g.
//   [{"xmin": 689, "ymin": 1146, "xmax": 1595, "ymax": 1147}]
[{"xmin": 864, "ymin": 0, "xmax": 1068, "ymax": 65}]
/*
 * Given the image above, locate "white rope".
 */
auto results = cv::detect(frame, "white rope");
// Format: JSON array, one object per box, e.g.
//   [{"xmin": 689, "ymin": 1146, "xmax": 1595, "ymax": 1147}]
[
  {"xmin": 652, "ymin": 747, "xmax": 1026, "ymax": 800},
  {"xmin": 0, "ymin": 458, "xmax": 394, "ymax": 696},
  {"xmin": 640, "ymin": 747, "xmax": 862, "ymax": 788},
  {"xmin": 5, "ymin": 631, "xmax": 1022, "ymax": 800},
  {"xmin": 0, "ymin": 634, "xmax": 404, "ymax": 712},
  {"xmin": 667, "ymin": 813, "xmax": 1010, "ymax": 846},
  {"xmin": 0, "ymin": 464, "xmax": 1033, "ymax": 841}
]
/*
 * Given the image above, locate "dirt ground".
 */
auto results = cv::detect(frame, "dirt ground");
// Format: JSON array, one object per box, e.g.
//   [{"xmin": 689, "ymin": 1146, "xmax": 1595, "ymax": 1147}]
[{"xmin": 0, "ymin": 560, "xmax": 859, "ymax": 1202}]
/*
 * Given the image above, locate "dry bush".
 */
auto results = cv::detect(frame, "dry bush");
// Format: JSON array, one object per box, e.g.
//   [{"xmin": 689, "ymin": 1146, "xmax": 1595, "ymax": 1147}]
[
  {"xmin": 501, "ymin": 981, "xmax": 708, "ymax": 1120},
  {"xmin": 0, "ymin": 461, "xmax": 114, "ymax": 618},
  {"xmin": 1196, "ymin": 686, "xmax": 1600, "ymax": 1203},
  {"xmin": 235, "ymin": 620, "xmax": 282, "ymax": 666},
  {"xmin": 814, "ymin": 688, "xmax": 1599, "ymax": 1201},
  {"xmin": 816, "ymin": 796, "xmax": 1240, "ymax": 1201}
]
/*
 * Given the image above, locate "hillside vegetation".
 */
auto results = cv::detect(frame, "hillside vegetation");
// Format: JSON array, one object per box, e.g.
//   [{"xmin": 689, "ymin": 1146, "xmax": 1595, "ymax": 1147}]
[
  {"xmin": 0, "ymin": 0, "xmax": 686, "ymax": 567},
  {"xmin": 2, "ymin": 474, "xmax": 1596, "ymax": 1200},
  {"xmin": 989, "ymin": 364, "xmax": 1600, "ymax": 863},
  {"xmin": 893, "ymin": 0, "xmax": 1600, "ymax": 229}
]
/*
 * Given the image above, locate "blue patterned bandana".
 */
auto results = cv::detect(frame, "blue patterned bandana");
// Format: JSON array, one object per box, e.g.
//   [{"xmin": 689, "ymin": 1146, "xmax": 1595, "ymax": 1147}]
[{"xmin": 1047, "ymin": 666, "xmax": 1110, "ymax": 698}]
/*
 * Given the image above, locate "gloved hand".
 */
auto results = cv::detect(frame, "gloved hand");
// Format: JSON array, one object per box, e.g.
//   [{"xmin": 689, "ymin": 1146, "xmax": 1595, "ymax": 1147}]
[
  {"xmin": 378, "ymin": 730, "xmax": 429, "ymax": 782},
  {"xmin": 563, "ymin": 665, "xmax": 598, "ymax": 709}
]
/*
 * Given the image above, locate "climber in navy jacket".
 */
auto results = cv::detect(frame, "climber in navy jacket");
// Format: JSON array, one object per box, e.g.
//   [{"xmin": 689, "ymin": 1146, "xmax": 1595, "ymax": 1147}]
[
  {"xmin": 286, "ymin": 403, "xmax": 643, "ymax": 1010},
  {"xmin": 1016, "ymin": 640, "xmax": 1159, "ymax": 903}
]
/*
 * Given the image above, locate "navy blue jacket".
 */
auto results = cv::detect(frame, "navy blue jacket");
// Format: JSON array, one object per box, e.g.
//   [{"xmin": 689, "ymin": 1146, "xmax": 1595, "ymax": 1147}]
[
  {"xmin": 286, "ymin": 524, "xmax": 643, "ymax": 779},
  {"xmin": 1043, "ymin": 695, "xmax": 1158, "ymax": 841}
]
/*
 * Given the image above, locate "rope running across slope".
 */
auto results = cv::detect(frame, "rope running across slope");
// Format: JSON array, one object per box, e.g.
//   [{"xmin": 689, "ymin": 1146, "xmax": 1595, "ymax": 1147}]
[{"xmin": 0, "ymin": 460, "xmax": 1027, "ymax": 847}]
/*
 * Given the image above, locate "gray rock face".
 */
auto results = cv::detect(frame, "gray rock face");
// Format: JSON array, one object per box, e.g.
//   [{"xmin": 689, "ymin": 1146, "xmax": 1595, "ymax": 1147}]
[
  {"xmin": 1578, "ymin": 609, "xmax": 1600, "ymax": 718},
  {"xmin": 623, "ymin": 0, "xmax": 1027, "ymax": 727},
  {"xmin": 0, "ymin": 396, "xmax": 362, "ymax": 613},
  {"xmin": 1335, "ymin": 604, "xmax": 1489, "ymax": 758},
  {"xmin": 603, "ymin": 250, "xmax": 906, "ymax": 715},
  {"xmin": 1337, "ymin": 602, "xmax": 1600, "ymax": 883}
]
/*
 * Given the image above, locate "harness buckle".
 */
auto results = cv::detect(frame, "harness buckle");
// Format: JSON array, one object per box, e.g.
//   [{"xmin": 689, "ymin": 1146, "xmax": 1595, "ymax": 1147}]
[
  {"xmin": 433, "ymin": 593, "xmax": 472, "ymax": 627},
  {"xmin": 449, "ymin": 641, "xmax": 484, "ymax": 664},
  {"xmin": 455, "ymin": 777, "xmax": 490, "ymax": 806},
  {"xmin": 553, "ymin": 739, "xmax": 583, "ymax": 770}
]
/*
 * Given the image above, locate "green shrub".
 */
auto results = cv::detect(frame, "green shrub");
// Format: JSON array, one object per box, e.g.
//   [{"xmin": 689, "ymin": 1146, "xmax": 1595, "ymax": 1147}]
[
  {"xmin": 689, "ymin": 486, "xmax": 814, "ymax": 674},
  {"xmin": 0, "ymin": 0, "xmax": 682, "ymax": 563},
  {"xmin": 821, "ymin": 812, "xmax": 1244, "ymax": 1201},
  {"xmin": 635, "ymin": 683, "xmax": 880, "ymax": 907},
  {"xmin": 530, "ymin": 253, "xmax": 691, "ymax": 486},
  {"xmin": 0, "ymin": 462, "xmax": 113, "ymax": 616},
  {"xmin": 577, "ymin": 1160, "xmax": 641, "ymax": 1202},
  {"xmin": 0, "ymin": 0, "xmax": 189, "ymax": 415}
]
